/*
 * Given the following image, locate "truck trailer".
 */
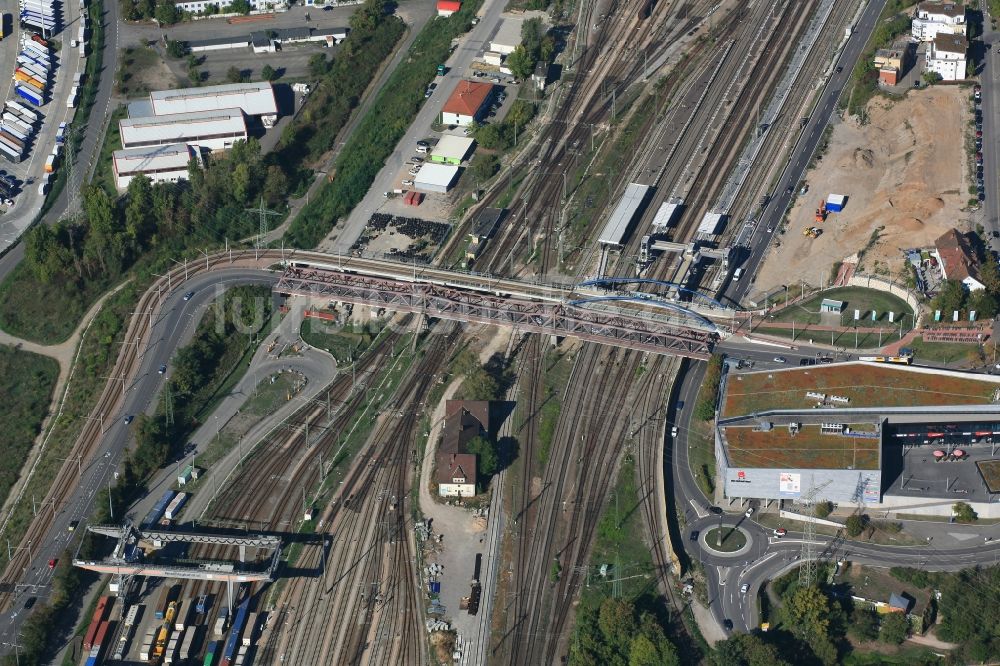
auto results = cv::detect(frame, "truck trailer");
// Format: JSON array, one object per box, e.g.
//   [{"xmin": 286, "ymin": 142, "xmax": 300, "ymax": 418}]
[
  {"xmin": 6, "ymin": 100, "xmax": 38, "ymax": 122},
  {"xmin": 15, "ymin": 83, "xmax": 43, "ymax": 105}
]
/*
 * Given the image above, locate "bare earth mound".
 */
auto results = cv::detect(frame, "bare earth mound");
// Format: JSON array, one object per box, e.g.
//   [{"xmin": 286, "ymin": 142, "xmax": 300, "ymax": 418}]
[{"xmin": 754, "ymin": 86, "xmax": 971, "ymax": 294}]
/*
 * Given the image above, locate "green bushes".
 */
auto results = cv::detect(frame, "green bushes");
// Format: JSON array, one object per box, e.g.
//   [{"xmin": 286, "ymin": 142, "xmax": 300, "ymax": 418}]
[
  {"xmin": 268, "ymin": 0, "xmax": 405, "ymax": 192},
  {"xmin": 694, "ymin": 354, "xmax": 723, "ymax": 420},
  {"xmin": 286, "ymin": 0, "xmax": 484, "ymax": 247}
]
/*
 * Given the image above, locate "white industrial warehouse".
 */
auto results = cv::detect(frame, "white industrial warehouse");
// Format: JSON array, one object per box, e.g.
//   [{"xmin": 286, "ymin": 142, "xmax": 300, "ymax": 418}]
[
  {"xmin": 113, "ymin": 144, "xmax": 202, "ymax": 190},
  {"xmin": 118, "ymin": 109, "xmax": 248, "ymax": 151},
  {"xmin": 414, "ymin": 163, "xmax": 460, "ymax": 193},
  {"xmin": 150, "ymin": 82, "xmax": 278, "ymax": 126},
  {"xmin": 111, "ymin": 82, "xmax": 279, "ymax": 190}
]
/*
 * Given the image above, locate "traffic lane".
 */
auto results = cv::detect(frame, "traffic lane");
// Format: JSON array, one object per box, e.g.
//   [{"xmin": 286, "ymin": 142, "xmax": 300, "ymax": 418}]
[{"xmin": 0, "ymin": 269, "xmax": 278, "ymax": 625}]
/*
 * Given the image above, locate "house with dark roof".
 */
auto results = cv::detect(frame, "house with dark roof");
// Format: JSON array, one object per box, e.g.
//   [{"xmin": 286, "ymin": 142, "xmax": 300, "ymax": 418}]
[
  {"xmin": 436, "ymin": 400, "xmax": 491, "ymax": 497},
  {"xmin": 934, "ymin": 228, "xmax": 984, "ymax": 291},
  {"xmin": 441, "ymin": 80, "xmax": 493, "ymax": 127}
]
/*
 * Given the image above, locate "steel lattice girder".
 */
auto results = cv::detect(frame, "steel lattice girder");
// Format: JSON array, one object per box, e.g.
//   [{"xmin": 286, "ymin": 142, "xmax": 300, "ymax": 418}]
[{"xmin": 276, "ymin": 269, "xmax": 714, "ymax": 359}]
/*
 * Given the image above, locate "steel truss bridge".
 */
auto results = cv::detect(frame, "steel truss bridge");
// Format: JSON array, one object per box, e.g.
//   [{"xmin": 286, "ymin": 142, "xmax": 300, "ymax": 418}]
[{"xmin": 276, "ymin": 264, "xmax": 718, "ymax": 359}]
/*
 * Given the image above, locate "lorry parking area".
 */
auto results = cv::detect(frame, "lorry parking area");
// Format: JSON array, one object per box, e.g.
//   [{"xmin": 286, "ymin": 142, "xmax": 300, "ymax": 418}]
[{"xmin": 0, "ymin": 0, "xmax": 90, "ymax": 253}]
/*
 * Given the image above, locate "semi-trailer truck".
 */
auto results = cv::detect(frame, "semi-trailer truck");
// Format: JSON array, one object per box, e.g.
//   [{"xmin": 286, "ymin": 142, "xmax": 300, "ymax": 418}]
[
  {"xmin": 15, "ymin": 84, "xmax": 43, "ymax": 105},
  {"xmin": 6, "ymin": 100, "xmax": 38, "ymax": 121}
]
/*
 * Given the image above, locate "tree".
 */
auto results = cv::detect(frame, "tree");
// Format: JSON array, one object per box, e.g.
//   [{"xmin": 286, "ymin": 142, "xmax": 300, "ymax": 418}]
[
  {"xmin": 466, "ymin": 435, "xmax": 498, "ymax": 479},
  {"xmin": 165, "ymin": 39, "xmax": 187, "ymax": 58},
  {"xmin": 879, "ymin": 611, "xmax": 909, "ymax": 644},
  {"xmin": 845, "ymin": 513, "xmax": 868, "ymax": 537},
  {"xmin": 136, "ymin": 0, "xmax": 154, "ymax": 18},
  {"xmin": 784, "ymin": 586, "xmax": 833, "ymax": 640},
  {"xmin": 981, "ymin": 255, "xmax": 1000, "ymax": 294},
  {"xmin": 967, "ymin": 288, "xmax": 998, "ymax": 318},
  {"xmin": 308, "ymin": 53, "xmax": 328, "ymax": 79},
  {"xmin": 470, "ymin": 152, "xmax": 499, "ymax": 182},
  {"xmin": 933, "ymin": 279, "xmax": 966, "ymax": 316},
  {"xmin": 261, "ymin": 64, "xmax": 277, "ymax": 81},
  {"xmin": 188, "ymin": 65, "xmax": 202, "ymax": 85},
  {"xmin": 521, "ymin": 17, "xmax": 544, "ymax": 59},
  {"xmin": 155, "ymin": 1, "xmax": 180, "ymax": 24},
  {"xmin": 262, "ymin": 165, "xmax": 288, "ymax": 206},
  {"xmin": 350, "ymin": 0, "xmax": 385, "ymax": 32},
  {"xmin": 506, "ymin": 99, "xmax": 535, "ymax": 128},
  {"xmin": 227, "ymin": 0, "xmax": 251, "ymax": 14},
  {"xmin": 814, "ymin": 500, "xmax": 832, "ymax": 519},
  {"xmin": 953, "ymin": 501, "xmax": 978, "ymax": 523},
  {"xmin": 848, "ymin": 607, "xmax": 879, "ymax": 642},
  {"xmin": 227, "ymin": 66, "xmax": 243, "ymax": 83},
  {"xmin": 712, "ymin": 633, "xmax": 790, "ymax": 666},
  {"xmin": 506, "ymin": 44, "xmax": 535, "ymax": 81},
  {"xmin": 125, "ymin": 175, "xmax": 153, "ymax": 245}
]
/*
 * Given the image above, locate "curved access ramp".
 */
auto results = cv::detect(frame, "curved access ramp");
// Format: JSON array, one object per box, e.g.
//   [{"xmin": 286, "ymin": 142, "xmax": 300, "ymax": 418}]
[{"xmin": 567, "ymin": 295, "xmax": 720, "ymax": 333}]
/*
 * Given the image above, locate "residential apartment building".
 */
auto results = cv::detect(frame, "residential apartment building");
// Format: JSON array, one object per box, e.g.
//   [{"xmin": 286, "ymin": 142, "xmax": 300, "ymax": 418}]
[
  {"xmin": 926, "ymin": 33, "xmax": 968, "ymax": 81},
  {"xmin": 912, "ymin": 1, "xmax": 966, "ymax": 41}
]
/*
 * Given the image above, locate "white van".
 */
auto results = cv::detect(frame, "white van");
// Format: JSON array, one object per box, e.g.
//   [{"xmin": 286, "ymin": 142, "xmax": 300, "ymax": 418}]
[{"xmin": 733, "ymin": 268, "xmax": 744, "ymax": 281}]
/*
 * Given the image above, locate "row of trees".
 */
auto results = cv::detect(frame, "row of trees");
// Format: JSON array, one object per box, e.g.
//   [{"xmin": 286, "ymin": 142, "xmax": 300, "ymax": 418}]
[
  {"xmin": 506, "ymin": 17, "xmax": 556, "ymax": 81},
  {"xmin": 24, "ymin": 138, "xmax": 280, "ymax": 289},
  {"xmin": 120, "ymin": 0, "xmax": 250, "ymax": 24},
  {"xmin": 472, "ymin": 99, "xmax": 537, "ymax": 151}
]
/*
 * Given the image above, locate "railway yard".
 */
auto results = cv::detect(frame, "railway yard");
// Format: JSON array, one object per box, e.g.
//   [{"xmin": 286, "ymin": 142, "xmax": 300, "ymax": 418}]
[{"xmin": 8, "ymin": 0, "xmax": 981, "ymax": 664}]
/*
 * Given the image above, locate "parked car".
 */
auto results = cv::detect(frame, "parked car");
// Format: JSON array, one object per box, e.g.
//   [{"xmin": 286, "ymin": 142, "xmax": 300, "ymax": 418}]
[
  {"xmin": 773, "ymin": 356, "xmax": 786, "ymax": 363},
  {"xmin": 745, "ymin": 507, "xmax": 755, "ymax": 517},
  {"xmin": 402, "ymin": 179, "xmax": 414, "ymax": 187},
  {"xmin": 416, "ymin": 140, "xmax": 429, "ymax": 147},
  {"xmin": 689, "ymin": 530, "xmax": 699, "ymax": 541},
  {"xmin": 774, "ymin": 528, "xmax": 787, "ymax": 537}
]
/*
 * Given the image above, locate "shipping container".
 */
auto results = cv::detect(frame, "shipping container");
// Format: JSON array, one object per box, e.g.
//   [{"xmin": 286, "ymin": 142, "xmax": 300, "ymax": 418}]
[
  {"xmin": 92, "ymin": 620, "xmax": 110, "ymax": 652},
  {"xmin": 18, "ymin": 60, "xmax": 47, "ymax": 79},
  {"xmin": 0, "ymin": 134, "xmax": 24, "ymax": 158},
  {"xmin": 196, "ymin": 594, "xmax": 209, "ymax": 614},
  {"xmin": 67, "ymin": 85, "xmax": 77, "ymax": 108},
  {"xmin": 17, "ymin": 80, "xmax": 43, "ymax": 98},
  {"xmin": 13, "ymin": 69, "xmax": 42, "ymax": 90},
  {"xmin": 204, "ymin": 640, "xmax": 220, "ymax": 666},
  {"xmin": 213, "ymin": 606, "xmax": 229, "ymax": 637},
  {"xmin": 222, "ymin": 599, "xmax": 250, "ymax": 663},
  {"xmin": 82, "ymin": 596, "xmax": 110, "ymax": 650},
  {"xmin": 1, "ymin": 122, "xmax": 28, "ymax": 142},
  {"xmin": 242, "ymin": 611, "xmax": 256, "ymax": 646},
  {"xmin": 0, "ymin": 141, "xmax": 21, "ymax": 163},
  {"xmin": 165, "ymin": 492, "xmax": 187, "ymax": 521},
  {"xmin": 6, "ymin": 99, "xmax": 38, "ymax": 122},
  {"xmin": 0, "ymin": 130, "xmax": 25, "ymax": 151},
  {"xmin": 145, "ymin": 490, "xmax": 175, "ymax": 528},
  {"xmin": 21, "ymin": 40, "xmax": 49, "ymax": 61},
  {"xmin": 154, "ymin": 586, "xmax": 168, "ymax": 619},
  {"xmin": 42, "ymin": 154, "xmax": 54, "ymax": 174},
  {"xmin": 4, "ymin": 116, "xmax": 31, "ymax": 137},
  {"xmin": 84, "ymin": 656, "xmax": 97, "ymax": 666},
  {"xmin": 16, "ymin": 54, "xmax": 47, "ymax": 73},
  {"xmin": 180, "ymin": 626, "xmax": 196, "ymax": 660}
]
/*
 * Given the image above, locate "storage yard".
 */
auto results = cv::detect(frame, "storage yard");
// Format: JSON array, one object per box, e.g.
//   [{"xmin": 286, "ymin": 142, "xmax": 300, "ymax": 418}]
[{"xmin": 754, "ymin": 86, "xmax": 972, "ymax": 294}]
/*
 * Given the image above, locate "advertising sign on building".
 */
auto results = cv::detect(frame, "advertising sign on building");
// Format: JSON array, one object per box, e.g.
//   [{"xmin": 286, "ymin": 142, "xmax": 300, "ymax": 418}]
[
  {"xmin": 862, "ymin": 475, "xmax": 880, "ymax": 503},
  {"xmin": 779, "ymin": 472, "xmax": 801, "ymax": 498}
]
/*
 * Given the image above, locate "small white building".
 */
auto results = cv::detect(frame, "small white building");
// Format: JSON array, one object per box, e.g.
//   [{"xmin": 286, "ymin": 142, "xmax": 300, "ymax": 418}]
[
  {"xmin": 429, "ymin": 134, "xmax": 475, "ymax": 164},
  {"xmin": 171, "ymin": 0, "xmax": 288, "ymax": 14},
  {"xmin": 926, "ymin": 33, "xmax": 967, "ymax": 81},
  {"xmin": 119, "ymin": 109, "xmax": 248, "ymax": 151},
  {"xmin": 150, "ymin": 81, "xmax": 278, "ymax": 122},
  {"xmin": 489, "ymin": 18, "xmax": 523, "ymax": 55},
  {"xmin": 912, "ymin": 1, "xmax": 966, "ymax": 42},
  {"xmin": 112, "ymin": 143, "xmax": 201, "ymax": 190},
  {"xmin": 414, "ymin": 163, "xmax": 460, "ymax": 193}
]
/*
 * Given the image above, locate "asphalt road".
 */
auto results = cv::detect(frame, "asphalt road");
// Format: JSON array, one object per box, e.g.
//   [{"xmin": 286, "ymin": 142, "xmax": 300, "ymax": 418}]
[
  {"xmin": 0, "ymin": 268, "xmax": 276, "ymax": 647},
  {"xmin": 723, "ymin": 0, "xmax": 888, "ymax": 307},
  {"xmin": 324, "ymin": 0, "xmax": 511, "ymax": 253}
]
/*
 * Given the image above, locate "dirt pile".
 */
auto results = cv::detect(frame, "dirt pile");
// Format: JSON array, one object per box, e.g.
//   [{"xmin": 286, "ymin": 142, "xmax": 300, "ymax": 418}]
[{"xmin": 753, "ymin": 86, "xmax": 972, "ymax": 295}]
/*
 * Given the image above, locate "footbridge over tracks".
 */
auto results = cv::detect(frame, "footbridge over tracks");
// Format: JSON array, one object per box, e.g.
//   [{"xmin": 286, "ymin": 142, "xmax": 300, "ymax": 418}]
[{"xmin": 276, "ymin": 262, "xmax": 719, "ymax": 359}]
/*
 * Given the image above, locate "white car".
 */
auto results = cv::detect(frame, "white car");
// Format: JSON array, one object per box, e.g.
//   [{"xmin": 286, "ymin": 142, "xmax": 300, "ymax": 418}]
[
  {"xmin": 671, "ymin": 426, "xmax": 678, "ymax": 438},
  {"xmin": 773, "ymin": 356, "xmax": 786, "ymax": 363},
  {"xmin": 740, "ymin": 583, "xmax": 749, "ymax": 594},
  {"xmin": 744, "ymin": 507, "xmax": 755, "ymax": 517},
  {"xmin": 402, "ymin": 179, "xmax": 414, "ymax": 187}
]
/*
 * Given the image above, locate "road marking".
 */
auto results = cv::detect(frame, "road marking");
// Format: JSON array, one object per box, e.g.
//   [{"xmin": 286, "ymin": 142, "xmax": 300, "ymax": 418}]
[{"xmin": 689, "ymin": 499, "xmax": 707, "ymax": 518}]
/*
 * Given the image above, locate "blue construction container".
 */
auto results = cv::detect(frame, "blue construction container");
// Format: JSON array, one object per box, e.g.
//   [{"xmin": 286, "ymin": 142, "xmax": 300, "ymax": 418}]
[{"xmin": 826, "ymin": 193, "xmax": 846, "ymax": 212}]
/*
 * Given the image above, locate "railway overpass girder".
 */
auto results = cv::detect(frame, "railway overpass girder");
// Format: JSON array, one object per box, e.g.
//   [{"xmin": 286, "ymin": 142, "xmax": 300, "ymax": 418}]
[{"xmin": 275, "ymin": 268, "xmax": 716, "ymax": 359}]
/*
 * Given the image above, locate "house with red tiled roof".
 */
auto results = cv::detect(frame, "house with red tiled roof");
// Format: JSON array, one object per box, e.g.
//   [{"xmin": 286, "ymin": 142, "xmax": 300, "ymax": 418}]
[
  {"xmin": 934, "ymin": 228, "xmax": 984, "ymax": 291},
  {"xmin": 437, "ymin": 0, "xmax": 461, "ymax": 16},
  {"xmin": 436, "ymin": 400, "xmax": 491, "ymax": 497},
  {"xmin": 441, "ymin": 80, "xmax": 493, "ymax": 127}
]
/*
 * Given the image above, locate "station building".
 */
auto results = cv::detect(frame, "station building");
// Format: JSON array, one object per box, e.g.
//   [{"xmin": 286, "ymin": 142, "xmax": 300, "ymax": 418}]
[{"xmin": 715, "ymin": 361, "xmax": 1000, "ymax": 516}]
